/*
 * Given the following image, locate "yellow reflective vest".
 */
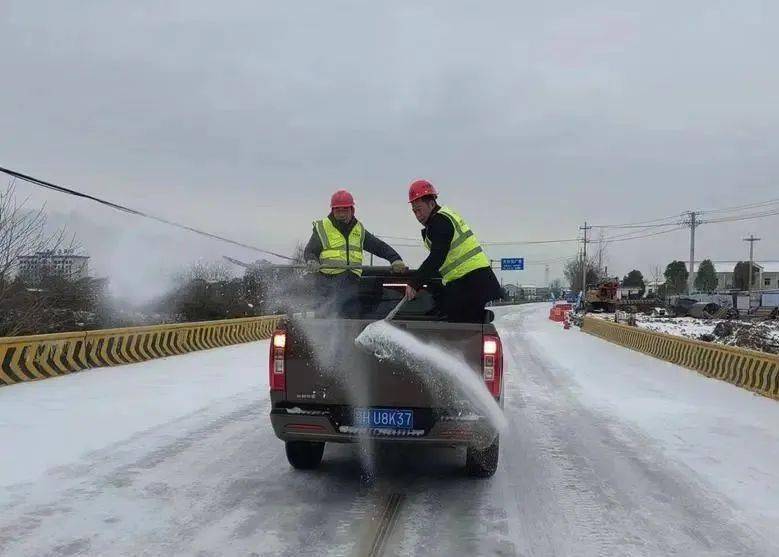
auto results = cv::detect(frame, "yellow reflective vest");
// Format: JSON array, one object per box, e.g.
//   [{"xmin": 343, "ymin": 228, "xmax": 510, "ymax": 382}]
[
  {"xmin": 313, "ymin": 217, "xmax": 365, "ymax": 276},
  {"xmin": 423, "ymin": 206, "xmax": 490, "ymax": 284}
]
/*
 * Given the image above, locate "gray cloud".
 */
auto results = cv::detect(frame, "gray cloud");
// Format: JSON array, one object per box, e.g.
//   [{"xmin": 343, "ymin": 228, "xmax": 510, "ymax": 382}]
[{"xmin": 2, "ymin": 1, "xmax": 778, "ymax": 298}]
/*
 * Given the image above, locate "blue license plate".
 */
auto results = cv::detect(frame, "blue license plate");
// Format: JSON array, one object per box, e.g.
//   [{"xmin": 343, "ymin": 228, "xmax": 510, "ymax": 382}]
[{"xmin": 354, "ymin": 408, "xmax": 414, "ymax": 429}]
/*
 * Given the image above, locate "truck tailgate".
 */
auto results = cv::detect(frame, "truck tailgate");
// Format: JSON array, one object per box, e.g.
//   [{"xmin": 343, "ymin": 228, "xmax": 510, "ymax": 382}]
[{"xmin": 283, "ymin": 317, "xmax": 485, "ymax": 408}]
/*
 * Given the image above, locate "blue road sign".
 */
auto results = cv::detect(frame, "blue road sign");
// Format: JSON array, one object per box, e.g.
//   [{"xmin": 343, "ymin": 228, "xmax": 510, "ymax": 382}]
[{"xmin": 501, "ymin": 257, "xmax": 524, "ymax": 271}]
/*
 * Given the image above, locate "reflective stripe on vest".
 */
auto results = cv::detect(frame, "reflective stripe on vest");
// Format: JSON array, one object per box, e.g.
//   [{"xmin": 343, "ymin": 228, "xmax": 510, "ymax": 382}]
[
  {"xmin": 314, "ymin": 218, "xmax": 365, "ymax": 276},
  {"xmin": 423, "ymin": 206, "xmax": 490, "ymax": 284}
]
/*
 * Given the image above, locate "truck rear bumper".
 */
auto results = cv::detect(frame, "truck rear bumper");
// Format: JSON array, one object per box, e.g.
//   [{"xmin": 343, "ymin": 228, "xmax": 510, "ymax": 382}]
[{"xmin": 270, "ymin": 408, "xmax": 497, "ymax": 449}]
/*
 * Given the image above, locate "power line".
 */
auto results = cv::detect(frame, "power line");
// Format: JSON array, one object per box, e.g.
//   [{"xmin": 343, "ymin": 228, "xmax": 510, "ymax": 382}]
[
  {"xmin": 6, "ymin": 164, "xmax": 776, "ymax": 263},
  {"xmin": 593, "ymin": 196, "xmax": 779, "ymax": 230},
  {"xmin": 601, "ymin": 225, "xmax": 687, "ymax": 243},
  {"xmin": 596, "ymin": 222, "xmax": 682, "ymax": 243},
  {"xmin": 481, "ymin": 238, "xmax": 580, "ymax": 246},
  {"xmin": 701, "ymin": 208, "xmax": 779, "ymax": 225},
  {"xmin": 698, "ymin": 198, "xmax": 779, "ymax": 215},
  {"xmin": 0, "ymin": 165, "xmax": 295, "ymax": 261},
  {"xmin": 590, "ymin": 213, "xmax": 685, "ymax": 229},
  {"xmin": 380, "ymin": 235, "xmax": 580, "ymax": 245}
]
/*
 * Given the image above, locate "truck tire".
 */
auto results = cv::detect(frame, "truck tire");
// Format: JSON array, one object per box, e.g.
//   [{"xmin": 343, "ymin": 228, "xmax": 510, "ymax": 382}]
[
  {"xmin": 285, "ymin": 441, "xmax": 325, "ymax": 470},
  {"xmin": 466, "ymin": 436, "xmax": 499, "ymax": 478}
]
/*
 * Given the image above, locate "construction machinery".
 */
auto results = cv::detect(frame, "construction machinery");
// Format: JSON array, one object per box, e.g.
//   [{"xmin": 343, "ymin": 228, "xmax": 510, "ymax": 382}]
[{"xmin": 584, "ymin": 279, "xmax": 656, "ymax": 313}]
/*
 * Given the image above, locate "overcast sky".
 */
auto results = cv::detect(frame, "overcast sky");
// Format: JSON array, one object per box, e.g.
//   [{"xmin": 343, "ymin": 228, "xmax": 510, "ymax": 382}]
[{"xmin": 2, "ymin": 1, "xmax": 778, "ymax": 300}]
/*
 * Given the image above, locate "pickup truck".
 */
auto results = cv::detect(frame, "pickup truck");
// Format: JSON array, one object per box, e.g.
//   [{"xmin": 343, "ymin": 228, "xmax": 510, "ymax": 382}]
[{"xmin": 268, "ymin": 268, "xmax": 505, "ymax": 477}]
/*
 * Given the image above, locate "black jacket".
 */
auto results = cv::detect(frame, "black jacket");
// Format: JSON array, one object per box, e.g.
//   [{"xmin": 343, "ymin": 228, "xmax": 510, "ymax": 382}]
[
  {"xmin": 411, "ymin": 206, "xmax": 502, "ymax": 301},
  {"xmin": 409, "ymin": 206, "xmax": 452, "ymax": 290},
  {"xmin": 304, "ymin": 214, "xmax": 402, "ymax": 264}
]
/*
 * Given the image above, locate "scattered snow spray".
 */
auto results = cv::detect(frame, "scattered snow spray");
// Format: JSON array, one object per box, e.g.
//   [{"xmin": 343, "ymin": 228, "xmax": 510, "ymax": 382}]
[
  {"xmin": 355, "ymin": 321, "xmax": 507, "ymax": 433},
  {"xmin": 292, "ymin": 315, "xmax": 377, "ymax": 480}
]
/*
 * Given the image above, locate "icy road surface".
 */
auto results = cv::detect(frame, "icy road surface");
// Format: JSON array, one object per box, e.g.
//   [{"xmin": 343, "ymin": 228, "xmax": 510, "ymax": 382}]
[{"xmin": 1, "ymin": 303, "xmax": 779, "ymax": 556}]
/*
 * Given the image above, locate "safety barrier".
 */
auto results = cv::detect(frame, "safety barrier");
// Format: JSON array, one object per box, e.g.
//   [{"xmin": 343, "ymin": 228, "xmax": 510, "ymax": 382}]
[
  {"xmin": 0, "ymin": 315, "xmax": 282, "ymax": 387},
  {"xmin": 581, "ymin": 316, "xmax": 779, "ymax": 400}
]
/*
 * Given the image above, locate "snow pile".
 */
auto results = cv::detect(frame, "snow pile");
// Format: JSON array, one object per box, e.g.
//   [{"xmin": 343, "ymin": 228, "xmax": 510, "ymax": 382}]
[
  {"xmin": 355, "ymin": 321, "xmax": 507, "ymax": 433},
  {"xmin": 637, "ymin": 317, "xmax": 719, "ymax": 339},
  {"xmin": 715, "ymin": 321, "xmax": 779, "ymax": 354}
]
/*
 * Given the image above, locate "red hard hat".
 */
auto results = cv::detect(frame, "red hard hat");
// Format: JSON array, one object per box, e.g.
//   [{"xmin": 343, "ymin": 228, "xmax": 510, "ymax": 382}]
[
  {"xmin": 330, "ymin": 189, "xmax": 355, "ymax": 209},
  {"xmin": 408, "ymin": 179, "xmax": 438, "ymax": 203}
]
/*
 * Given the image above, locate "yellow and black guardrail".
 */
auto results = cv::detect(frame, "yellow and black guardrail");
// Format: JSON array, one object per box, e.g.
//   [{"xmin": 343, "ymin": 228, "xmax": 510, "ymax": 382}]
[
  {"xmin": 581, "ymin": 316, "xmax": 779, "ymax": 400},
  {"xmin": 0, "ymin": 315, "xmax": 282, "ymax": 387}
]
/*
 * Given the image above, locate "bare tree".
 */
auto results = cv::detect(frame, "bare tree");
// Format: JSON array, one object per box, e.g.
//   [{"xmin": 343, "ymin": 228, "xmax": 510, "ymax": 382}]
[
  {"xmin": 291, "ymin": 241, "xmax": 306, "ymax": 264},
  {"xmin": 594, "ymin": 232, "xmax": 609, "ymax": 279},
  {"xmin": 549, "ymin": 278, "xmax": 563, "ymax": 296},
  {"xmin": 0, "ymin": 180, "xmax": 82, "ymax": 335},
  {"xmin": 176, "ymin": 259, "xmax": 234, "ymax": 283},
  {"xmin": 563, "ymin": 256, "xmax": 599, "ymax": 293}
]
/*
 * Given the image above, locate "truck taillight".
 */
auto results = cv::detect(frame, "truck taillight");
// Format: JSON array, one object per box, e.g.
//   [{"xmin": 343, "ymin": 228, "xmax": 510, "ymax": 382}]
[
  {"xmin": 269, "ymin": 330, "xmax": 286, "ymax": 391},
  {"xmin": 482, "ymin": 334, "xmax": 503, "ymax": 398}
]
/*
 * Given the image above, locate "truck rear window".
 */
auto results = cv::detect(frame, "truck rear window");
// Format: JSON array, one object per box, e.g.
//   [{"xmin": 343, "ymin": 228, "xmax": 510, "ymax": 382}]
[
  {"xmin": 294, "ymin": 272, "xmax": 446, "ymax": 321},
  {"xmin": 347, "ymin": 279, "xmax": 444, "ymax": 320}
]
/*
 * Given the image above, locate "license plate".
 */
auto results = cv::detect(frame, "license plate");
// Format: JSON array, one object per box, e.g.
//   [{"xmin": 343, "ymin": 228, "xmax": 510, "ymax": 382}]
[{"xmin": 353, "ymin": 408, "xmax": 414, "ymax": 429}]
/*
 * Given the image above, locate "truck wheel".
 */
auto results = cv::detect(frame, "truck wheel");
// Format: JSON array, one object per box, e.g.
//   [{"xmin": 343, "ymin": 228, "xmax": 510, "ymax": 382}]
[
  {"xmin": 285, "ymin": 441, "xmax": 325, "ymax": 470},
  {"xmin": 466, "ymin": 436, "xmax": 499, "ymax": 478}
]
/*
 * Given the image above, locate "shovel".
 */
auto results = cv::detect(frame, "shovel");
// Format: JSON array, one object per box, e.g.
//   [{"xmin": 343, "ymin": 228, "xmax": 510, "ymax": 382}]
[
  {"xmin": 223, "ymin": 256, "xmax": 389, "ymax": 273},
  {"xmin": 355, "ymin": 294, "xmax": 409, "ymax": 353},
  {"xmin": 383, "ymin": 294, "xmax": 409, "ymax": 321}
]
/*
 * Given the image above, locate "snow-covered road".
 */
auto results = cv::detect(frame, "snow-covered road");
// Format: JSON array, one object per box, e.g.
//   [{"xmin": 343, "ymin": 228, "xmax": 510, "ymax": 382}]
[{"xmin": 2, "ymin": 303, "xmax": 778, "ymax": 556}]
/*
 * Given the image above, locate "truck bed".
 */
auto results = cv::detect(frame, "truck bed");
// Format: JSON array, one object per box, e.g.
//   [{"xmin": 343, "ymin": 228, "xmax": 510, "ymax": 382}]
[{"xmin": 281, "ymin": 316, "xmax": 489, "ymax": 409}]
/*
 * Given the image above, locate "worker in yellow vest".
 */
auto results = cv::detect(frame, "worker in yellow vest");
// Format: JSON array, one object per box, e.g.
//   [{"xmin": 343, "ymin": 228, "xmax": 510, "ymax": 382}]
[
  {"xmin": 404, "ymin": 180, "xmax": 502, "ymax": 322},
  {"xmin": 304, "ymin": 189, "xmax": 407, "ymax": 311}
]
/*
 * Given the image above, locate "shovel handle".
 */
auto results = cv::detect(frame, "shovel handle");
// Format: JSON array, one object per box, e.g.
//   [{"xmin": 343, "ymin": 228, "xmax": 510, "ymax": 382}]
[{"xmin": 384, "ymin": 295, "xmax": 409, "ymax": 321}]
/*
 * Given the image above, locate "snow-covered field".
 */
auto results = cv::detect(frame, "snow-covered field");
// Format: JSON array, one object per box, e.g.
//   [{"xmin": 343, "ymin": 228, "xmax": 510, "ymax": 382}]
[
  {"xmin": 1, "ymin": 304, "xmax": 778, "ymax": 556},
  {"xmin": 591, "ymin": 311, "xmax": 779, "ymax": 354}
]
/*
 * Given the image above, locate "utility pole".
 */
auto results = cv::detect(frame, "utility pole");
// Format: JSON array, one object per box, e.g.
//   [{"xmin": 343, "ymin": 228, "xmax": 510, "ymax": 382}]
[
  {"xmin": 579, "ymin": 221, "xmax": 592, "ymax": 294},
  {"xmin": 743, "ymin": 234, "xmax": 761, "ymax": 300},
  {"xmin": 687, "ymin": 211, "xmax": 698, "ymax": 293},
  {"xmin": 544, "ymin": 264, "xmax": 550, "ymax": 287},
  {"xmin": 597, "ymin": 233, "xmax": 603, "ymax": 279}
]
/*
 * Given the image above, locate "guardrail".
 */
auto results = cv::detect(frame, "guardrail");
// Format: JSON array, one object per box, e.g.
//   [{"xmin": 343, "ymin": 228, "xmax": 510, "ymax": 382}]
[
  {"xmin": 581, "ymin": 316, "xmax": 779, "ymax": 401},
  {"xmin": 0, "ymin": 315, "xmax": 282, "ymax": 387}
]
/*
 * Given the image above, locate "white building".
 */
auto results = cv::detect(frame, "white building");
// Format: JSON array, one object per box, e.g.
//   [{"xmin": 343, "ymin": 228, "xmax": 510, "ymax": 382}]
[
  {"xmin": 503, "ymin": 284, "xmax": 521, "ymax": 299},
  {"xmin": 759, "ymin": 262, "xmax": 779, "ymax": 289},
  {"xmin": 645, "ymin": 280, "xmax": 665, "ymax": 296},
  {"xmin": 17, "ymin": 250, "xmax": 90, "ymax": 284},
  {"xmin": 691, "ymin": 261, "xmax": 779, "ymax": 291},
  {"xmin": 520, "ymin": 285, "xmax": 538, "ymax": 300}
]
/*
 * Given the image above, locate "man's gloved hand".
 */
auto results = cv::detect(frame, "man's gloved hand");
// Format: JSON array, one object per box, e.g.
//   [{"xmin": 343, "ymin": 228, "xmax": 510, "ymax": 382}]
[
  {"xmin": 391, "ymin": 260, "xmax": 408, "ymax": 273},
  {"xmin": 305, "ymin": 260, "xmax": 320, "ymax": 273}
]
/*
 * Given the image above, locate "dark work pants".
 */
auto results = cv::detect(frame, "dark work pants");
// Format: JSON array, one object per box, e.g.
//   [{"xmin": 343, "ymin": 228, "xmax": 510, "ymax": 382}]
[{"xmin": 441, "ymin": 267, "xmax": 502, "ymax": 323}]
